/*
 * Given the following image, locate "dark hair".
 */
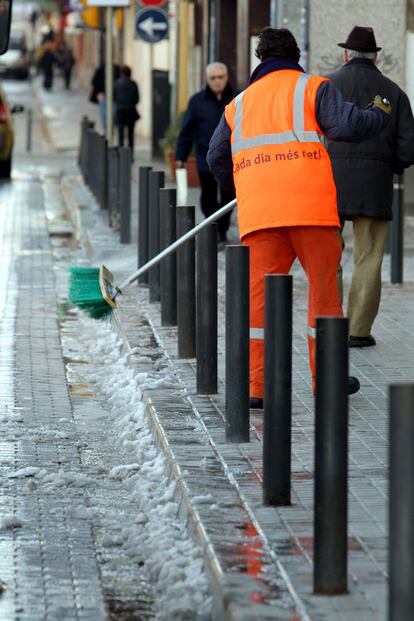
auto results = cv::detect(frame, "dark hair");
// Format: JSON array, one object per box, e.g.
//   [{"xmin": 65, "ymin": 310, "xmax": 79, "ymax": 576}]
[
  {"xmin": 121, "ymin": 64, "xmax": 132, "ymax": 78},
  {"xmin": 255, "ymin": 27, "xmax": 300, "ymax": 62}
]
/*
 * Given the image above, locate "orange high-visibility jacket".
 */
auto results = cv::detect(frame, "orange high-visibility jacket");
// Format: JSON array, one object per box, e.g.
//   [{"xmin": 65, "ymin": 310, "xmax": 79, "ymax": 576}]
[{"xmin": 224, "ymin": 70, "xmax": 339, "ymax": 239}]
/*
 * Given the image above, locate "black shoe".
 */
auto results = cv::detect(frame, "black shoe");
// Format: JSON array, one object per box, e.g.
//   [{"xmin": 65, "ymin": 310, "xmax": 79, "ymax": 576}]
[
  {"xmin": 349, "ymin": 335, "xmax": 376, "ymax": 348},
  {"xmin": 348, "ymin": 376, "xmax": 360, "ymax": 395},
  {"xmin": 249, "ymin": 397, "xmax": 263, "ymax": 409}
]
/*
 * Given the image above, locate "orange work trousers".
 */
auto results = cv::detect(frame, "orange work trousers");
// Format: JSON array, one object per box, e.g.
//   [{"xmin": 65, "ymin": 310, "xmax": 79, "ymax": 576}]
[{"xmin": 243, "ymin": 226, "xmax": 343, "ymax": 397}]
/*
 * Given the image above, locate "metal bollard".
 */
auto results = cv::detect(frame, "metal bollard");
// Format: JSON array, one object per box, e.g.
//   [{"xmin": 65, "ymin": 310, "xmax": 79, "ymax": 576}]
[
  {"xmin": 314, "ymin": 316, "xmax": 348, "ymax": 595},
  {"xmin": 94, "ymin": 132, "xmax": 102, "ymax": 202},
  {"xmin": 80, "ymin": 119, "xmax": 94, "ymax": 178},
  {"xmin": 91, "ymin": 131, "xmax": 100, "ymax": 199},
  {"xmin": 85, "ymin": 127, "xmax": 94, "ymax": 188},
  {"xmin": 263, "ymin": 275, "xmax": 292, "ymax": 505},
  {"xmin": 99, "ymin": 135, "xmax": 108, "ymax": 210},
  {"xmin": 26, "ymin": 108, "xmax": 33, "ymax": 152},
  {"xmin": 95, "ymin": 135, "xmax": 104, "ymax": 208},
  {"xmin": 148, "ymin": 171, "xmax": 165, "ymax": 302},
  {"xmin": 89, "ymin": 130, "xmax": 96, "ymax": 196},
  {"xmin": 78, "ymin": 116, "xmax": 88, "ymax": 168},
  {"xmin": 119, "ymin": 147, "xmax": 131, "ymax": 243},
  {"xmin": 196, "ymin": 224, "xmax": 218, "ymax": 394},
  {"xmin": 177, "ymin": 206, "xmax": 196, "ymax": 358},
  {"xmin": 391, "ymin": 174, "xmax": 404, "ymax": 284},
  {"xmin": 138, "ymin": 166, "xmax": 152, "ymax": 285},
  {"xmin": 107, "ymin": 147, "xmax": 119, "ymax": 228},
  {"xmin": 160, "ymin": 188, "xmax": 177, "ymax": 326},
  {"xmin": 225, "ymin": 245, "xmax": 250, "ymax": 443},
  {"xmin": 389, "ymin": 384, "xmax": 414, "ymax": 621}
]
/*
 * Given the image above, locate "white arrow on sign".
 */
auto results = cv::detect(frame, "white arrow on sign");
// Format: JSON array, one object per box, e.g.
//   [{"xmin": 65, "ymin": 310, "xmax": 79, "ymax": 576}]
[
  {"xmin": 86, "ymin": 0, "xmax": 129, "ymax": 6},
  {"xmin": 139, "ymin": 16, "xmax": 168, "ymax": 38}
]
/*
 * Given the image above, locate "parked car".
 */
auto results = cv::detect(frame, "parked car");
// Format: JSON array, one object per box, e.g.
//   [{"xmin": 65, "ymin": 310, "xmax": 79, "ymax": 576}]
[
  {"xmin": 0, "ymin": 86, "xmax": 24, "ymax": 178},
  {"xmin": 0, "ymin": 31, "xmax": 30, "ymax": 80}
]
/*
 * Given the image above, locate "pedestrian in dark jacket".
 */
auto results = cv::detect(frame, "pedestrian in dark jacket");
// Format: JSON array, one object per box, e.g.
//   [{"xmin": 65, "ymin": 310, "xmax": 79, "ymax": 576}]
[
  {"xmin": 60, "ymin": 45, "xmax": 75, "ymax": 90},
  {"xmin": 328, "ymin": 26, "xmax": 414, "ymax": 347},
  {"xmin": 90, "ymin": 63, "xmax": 121, "ymax": 132},
  {"xmin": 175, "ymin": 62, "xmax": 238, "ymax": 245},
  {"xmin": 39, "ymin": 41, "xmax": 55, "ymax": 91},
  {"xmin": 114, "ymin": 65, "xmax": 140, "ymax": 157},
  {"xmin": 207, "ymin": 28, "xmax": 390, "ymax": 404}
]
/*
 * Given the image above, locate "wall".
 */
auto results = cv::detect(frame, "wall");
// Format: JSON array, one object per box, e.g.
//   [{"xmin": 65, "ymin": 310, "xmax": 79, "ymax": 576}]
[{"xmin": 309, "ymin": 0, "xmax": 407, "ymax": 85}]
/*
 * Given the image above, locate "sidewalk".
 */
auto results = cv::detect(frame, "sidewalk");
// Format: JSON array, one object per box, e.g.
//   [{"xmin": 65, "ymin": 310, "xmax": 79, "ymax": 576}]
[
  {"xmin": 3, "ymin": 78, "xmax": 413, "ymax": 619},
  {"xmin": 0, "ymin": 80, "xmax": 213, "ymax": 621},
  {"xmin": 73, "ymin": 195, "xmax": 408, "ymax": 620},
  {"xmin": 44, "ymin": 85, "xmax": 414, "ymax": 618}
]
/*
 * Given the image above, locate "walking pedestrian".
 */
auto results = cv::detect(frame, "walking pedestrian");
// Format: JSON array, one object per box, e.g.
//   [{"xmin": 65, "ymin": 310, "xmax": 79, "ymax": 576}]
[
  {"xmin": 207, "ymin": 27, "xmax": 391, "ymax": 405},
  {"xmin": 89, "ymin": 63, "xmax": 121, "ymax": 132},
  {"xmin": 175, "ymin": 62, "xmax": 238, "ymax": 248},
  {"xmin": 114, "ymin": 65, "xmax": 140, "ymax": 157},
  {"xmin": 328, "ymin": 26, "xmax": 414, "ymax": 348},
  {"xmin": 59, "ymin": 45, "xmax": 75, "ymax": 90},
  {"xmin": 39, "ymin": 40, "xmax": 55, "ymax": 91}
]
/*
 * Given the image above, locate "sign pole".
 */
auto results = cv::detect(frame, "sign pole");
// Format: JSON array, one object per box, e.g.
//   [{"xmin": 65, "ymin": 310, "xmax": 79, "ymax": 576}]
[
  {"xmin": 177, "ymin": 0, "xmax": 188, "ymax": 112},
  {"xmin": 105, "ymin": 6, "xmax": 114, "ymax": 145}
]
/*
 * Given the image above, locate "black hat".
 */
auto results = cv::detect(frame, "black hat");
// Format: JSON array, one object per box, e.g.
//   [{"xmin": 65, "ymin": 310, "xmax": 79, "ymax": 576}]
[{"xmin": 338, "ymin": 26, "xmax": 381, "ymax": 53}]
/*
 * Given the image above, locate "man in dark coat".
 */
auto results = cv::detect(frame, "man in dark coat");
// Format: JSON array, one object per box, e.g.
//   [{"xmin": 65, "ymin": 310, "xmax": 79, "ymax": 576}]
[
  {"xmin": 175, "ymin": 62, "xmax": 238, "ymax": 246},
  {"xmin": 114, "ymin": 65, "xmax": 140, "ymax": 157},
  {"xmin": 60, "ymin": 45, "xmax": 75, "ymax": 90},
  {"xmin": 39, "ymin": 41, "xmax": 55, "ymax": 91},
  {"xmin": 328, "ymin": 26, "xmax": 414, "ymax": 347},
  {"xmin": 89, "ymin": 63, "xmax": 121, "ymax": 132}
]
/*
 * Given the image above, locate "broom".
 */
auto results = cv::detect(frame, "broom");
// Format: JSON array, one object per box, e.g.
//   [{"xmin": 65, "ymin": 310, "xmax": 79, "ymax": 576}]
[{"xmin": 69, "ymin": 198, "xmax": 237, "ymax": 319}]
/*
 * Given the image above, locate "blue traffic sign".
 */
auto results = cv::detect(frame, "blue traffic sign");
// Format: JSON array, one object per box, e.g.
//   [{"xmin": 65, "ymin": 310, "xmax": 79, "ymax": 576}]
[{"xmin": 135, "ymin": 8, "xmax": 169, "ymax": 43}]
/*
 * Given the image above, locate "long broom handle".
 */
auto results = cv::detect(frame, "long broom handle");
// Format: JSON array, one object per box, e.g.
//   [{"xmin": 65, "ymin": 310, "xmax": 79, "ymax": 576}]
[{"xmin": 116, "ymin": 198, "xmax": 237, "ymax": 294}]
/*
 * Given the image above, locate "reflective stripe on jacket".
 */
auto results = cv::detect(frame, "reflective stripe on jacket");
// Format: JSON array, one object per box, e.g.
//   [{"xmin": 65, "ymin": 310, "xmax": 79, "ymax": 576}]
[{"xmin": 224, "ymin": 70, "xmax": 339, "ymax": 239}]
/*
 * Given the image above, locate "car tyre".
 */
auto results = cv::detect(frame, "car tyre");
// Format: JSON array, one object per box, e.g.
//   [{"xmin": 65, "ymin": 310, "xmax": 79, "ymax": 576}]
[{"xmin": 0, "ymin": 158, "xmax": 11, "ymax": 178}]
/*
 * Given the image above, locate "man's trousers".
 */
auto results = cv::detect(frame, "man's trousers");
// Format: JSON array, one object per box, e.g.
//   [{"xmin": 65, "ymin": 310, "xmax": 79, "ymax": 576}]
[
  {"xmin": 243, "ymin": 226, "xmax": 343, "ymax": 397},
  {"xmin": 338, "ymin": 217, "xmax": 389, "ymax": 337}
]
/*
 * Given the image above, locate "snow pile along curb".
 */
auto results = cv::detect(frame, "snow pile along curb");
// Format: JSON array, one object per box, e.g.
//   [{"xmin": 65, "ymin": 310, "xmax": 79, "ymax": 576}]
[{"xmin": 77, "ymin": 315, "xmax": 212, "ymax": 621}]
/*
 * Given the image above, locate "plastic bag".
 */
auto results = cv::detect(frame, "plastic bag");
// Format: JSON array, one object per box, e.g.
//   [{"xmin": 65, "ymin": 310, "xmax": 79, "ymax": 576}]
[{"xmin": 176, "ymin": 167, "xmax": 188, "ymax": 206}]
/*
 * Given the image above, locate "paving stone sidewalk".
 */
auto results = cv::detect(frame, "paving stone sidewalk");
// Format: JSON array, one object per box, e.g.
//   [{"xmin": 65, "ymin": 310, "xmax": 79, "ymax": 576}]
[
  {"xmin": 36, "ymin": 81, "xmax": 414, "ymax": 619},
  {"xmin": 0, "ymin": 168, "xmax": 159, "ymax": 620},
  {"xmin": 58, "ymin": 162, "xmax": 414, "ymax": 621}
]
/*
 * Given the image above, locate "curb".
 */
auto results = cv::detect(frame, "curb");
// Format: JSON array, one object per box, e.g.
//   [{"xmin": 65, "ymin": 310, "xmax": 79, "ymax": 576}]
[
  {"xmin": 113, "ymin": 295, "xmax": 306, "ymax": 621},
  {"xmin": 59, "ymin": 171, "xmax": 308, "ymax": 620}
]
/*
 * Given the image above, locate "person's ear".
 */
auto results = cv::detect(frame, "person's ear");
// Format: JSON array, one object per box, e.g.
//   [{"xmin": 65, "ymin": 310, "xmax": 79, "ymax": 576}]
[{"xmin": 344, "ymin": 50, "xmax": 349, "ymax": 64}]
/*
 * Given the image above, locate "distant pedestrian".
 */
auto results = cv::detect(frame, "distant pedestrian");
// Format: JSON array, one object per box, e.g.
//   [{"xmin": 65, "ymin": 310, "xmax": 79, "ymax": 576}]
[
  {"xmin": 114, "ymin": 65, "xmax": 140, "ymax": 157},
  {"xmin": 208, "ymin": 27, "xmax": 391, "ymax": 405},
  {"xmin": 30, "ymin": 9, "xmax": 38, "ymax": 31},
  {"xmin": 90, "ymin": 63, "xmax": 120, "ymax": 132},
  {"xmin": 39, "ymin": 41, "xmax": 55, "ymax": 91},
  {"xmin": 58, "ymin": 44, "xmax": 75, "ymax": 90},
  {"xmin": 175, "ymin": 62, "xmax": 238, "ymax": 248},
  {"xmin": 328, "ymin": 27, "xmax": 414, "ymax": 348},
  {"xmin": 40, "ymin": 20, "xmax": 54, "ymax": 46}
]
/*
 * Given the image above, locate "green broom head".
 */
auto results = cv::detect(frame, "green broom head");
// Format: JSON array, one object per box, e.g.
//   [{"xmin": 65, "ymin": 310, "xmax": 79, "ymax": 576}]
[{"xmin": 68, "ymin": 265, "xmax": 116, "ymax": 319}]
